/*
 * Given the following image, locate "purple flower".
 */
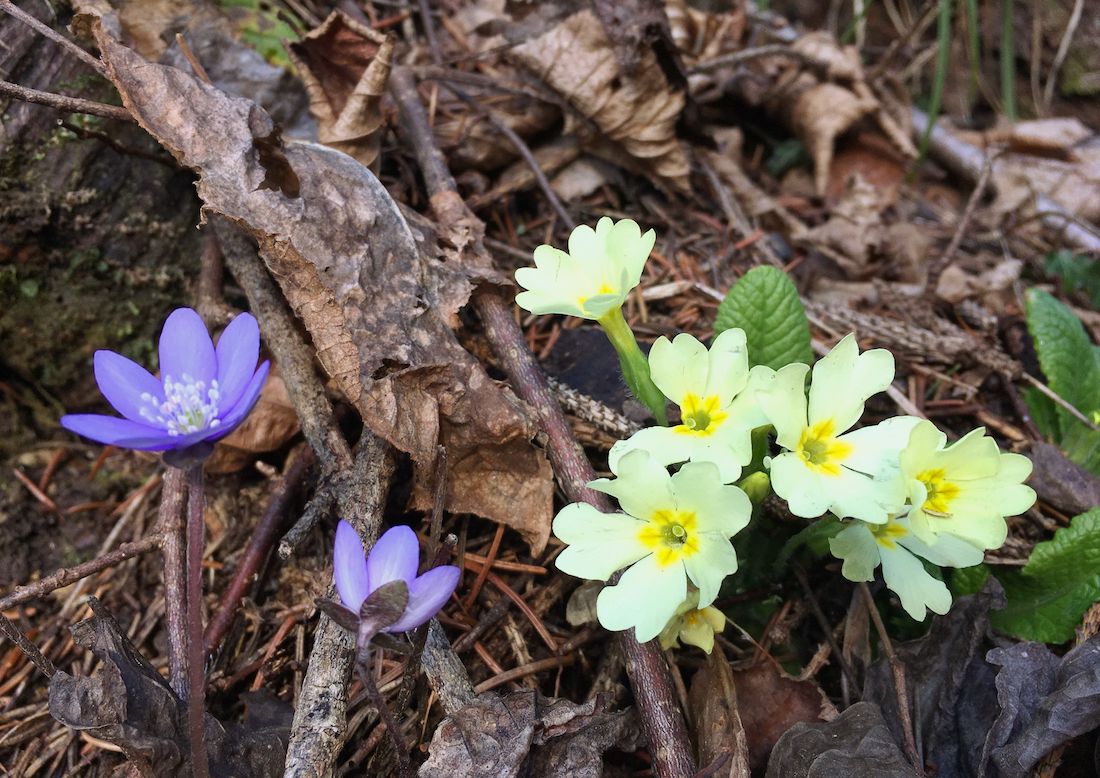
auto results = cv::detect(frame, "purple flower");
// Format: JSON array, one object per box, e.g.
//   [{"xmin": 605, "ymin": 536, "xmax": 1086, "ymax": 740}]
[
  {"xmin": 61, "ymin": 307, "xmax": 270, "ymax": 465},
  {"xmin": 334, "ymin": 521, "xmax": 460, "ymax": 633}
]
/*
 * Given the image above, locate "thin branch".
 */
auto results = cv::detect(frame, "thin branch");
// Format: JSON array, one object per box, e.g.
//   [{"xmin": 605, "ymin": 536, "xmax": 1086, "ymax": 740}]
[
  {"xmin": 0, "ymin": 613, "xmax": 56, "ymax": 678},
  {"xmin": 441, "ymin": 83, "xmax": 576, "ymax": 230},
  {"xmin": 0, "ymin": 78, "xmax": 131, "ymax": 122},
  {"xmin": 1042, "ymin": 0, "xmax": 1083, "ymax": 111},
  {"xmin": 0, "ymin": 0, "xmax": 107, "ymax": 76},
  {"xmin": 157, "ymin": 466, "xmax": 189, "ymax": 697},
  {"xmin": 929, "ymin": 153, "xmax": 996, "ymax": 287},
  {"xmin": 204, "ymin": 447, "xmax": 314, "ymax": 656},
  {"xmin": 185, "ymin": 465, "xmax": 211, "ymax": 778},
  {"xmin": 1022, "ymin": 373, "xmax": 1100, "ymax": 431},
  {"xmin": 0, "ymin": 533, "xmax": 164, "ymax": 612},
  {"xmin": 689, "ymin": 44, "xmax": 814, "ymax": 74},
  {"xmin": 860, "ymin": 583, "xmax": 922, "ymax": 774},
  {"xmin": 389, "ymin": 65, "xmax": 697, "ymax": 778}
]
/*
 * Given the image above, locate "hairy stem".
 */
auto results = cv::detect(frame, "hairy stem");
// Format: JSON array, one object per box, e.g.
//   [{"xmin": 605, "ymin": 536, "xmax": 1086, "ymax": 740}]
[
  {"xmin": 598, "ymin": 307, "xmax": 668, "ymax": 425},
  {"xmin": 158, "ymin": 466, "xmax": 189, "ymax": 697},
  {"xmin": 356, "ymin": 650, "xmax": 411, "ymax": 778},
  {"xmin": 186, "ymin": 465, "xmax": 210, "ymax": 778}
]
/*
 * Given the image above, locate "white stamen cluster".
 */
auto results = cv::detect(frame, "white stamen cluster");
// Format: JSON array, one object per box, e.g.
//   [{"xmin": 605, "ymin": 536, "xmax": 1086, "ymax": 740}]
[{"xmin": 140, "ymin": 374, "xmax": 222, "ymax": 436}]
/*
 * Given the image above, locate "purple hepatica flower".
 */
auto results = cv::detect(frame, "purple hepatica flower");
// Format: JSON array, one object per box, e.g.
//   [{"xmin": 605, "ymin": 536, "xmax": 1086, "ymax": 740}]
[
  {"xmin": 334, "ymin": 521, "xmax": 460, "ymax": 633},
  {"xmin": 61, "ymin": 307, "xmax": 270, "ymax": 467}
]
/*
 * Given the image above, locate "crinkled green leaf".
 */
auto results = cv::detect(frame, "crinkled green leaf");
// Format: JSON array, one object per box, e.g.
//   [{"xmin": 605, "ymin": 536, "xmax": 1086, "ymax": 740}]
[
  {"xmin": 955, "ymin": 510, "xmax": 1100, "ymax": 643},
  {"xmin": 715, "ymin": 266, "xmax": 812, "ymax": 371},
  {"xmin": 1025, "ymin": 288, "xmax": 1100, "ymax": 440}
]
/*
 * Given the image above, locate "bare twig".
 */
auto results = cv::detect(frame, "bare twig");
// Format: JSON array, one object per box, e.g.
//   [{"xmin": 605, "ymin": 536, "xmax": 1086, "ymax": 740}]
[
  {"xmin": 185, "ymin": 465, "xmax": 210, "ymax": 778},
  {"xmin": 860, "ymin": 584, "xmax": 923, "ymax": 774},
  {"xmin": 929, "ymin": 154, "xmax": 996, "ymax": 286},
  {"xmin": 0, "ymin": 613, "xmax": 55, "ymax": 679},
  {"xmin": 1022, "ymin": 373, "xmax": 1100, "ymax": 431},
  {"xmin": 0, "ymin": 78, "xmax": 131, "ymax": 122},
  {"xmin": 204, "ymin": 447, "xmax": 315, "ymax": 656},
  {"xmin": 1042, "ymin": 0, "xmax": 1083, "ymax": 111},
  {"xmin": 441, "ymin": 83, "xmax": 576, "ymax": 230},
  {"xmin": 390, "ymin": 65, "xmax": 697, "ymax": 778},
  {"xmin": 689, "ymin": 44, "xmax": 814, "ymax": 74},
  {"xmin": 0, "ymin": 0, "xmax": 107, "ymax": 75},
  {"xmin": 793, "ymin": 565, "xmax": 858, "ymax": 692},
  {"xmin": 157, "ymin": 466, "xmax": 189, "ymax": 697},
  {"xmin": 0, "ymin": 533, "xmax": 164, "ymax": 612}
]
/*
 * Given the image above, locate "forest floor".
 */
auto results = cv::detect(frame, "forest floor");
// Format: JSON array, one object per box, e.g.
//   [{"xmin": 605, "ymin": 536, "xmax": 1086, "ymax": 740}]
[{"xmin": 2, "ymin": 0, "xmax": 1100, "ymax": 776}]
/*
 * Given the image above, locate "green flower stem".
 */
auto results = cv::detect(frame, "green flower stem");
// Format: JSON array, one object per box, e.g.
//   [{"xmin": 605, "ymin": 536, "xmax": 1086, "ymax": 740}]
[{"xmin": 598, "ymin": 307, "xmax": 668, "ymax": 426}]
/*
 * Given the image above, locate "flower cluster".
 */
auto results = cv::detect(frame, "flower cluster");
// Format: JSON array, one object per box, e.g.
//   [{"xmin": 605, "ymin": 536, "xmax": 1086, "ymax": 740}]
[{"xmin": 519, "ymin": 220, "xmax": 1037, "ymax": 647}]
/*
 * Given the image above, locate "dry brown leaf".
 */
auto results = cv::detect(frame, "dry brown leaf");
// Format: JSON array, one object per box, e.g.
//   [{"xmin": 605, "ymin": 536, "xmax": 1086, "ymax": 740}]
[
  {"xmin": 936, "ymin": 259, "xmax": 1024, "ymax": 305},
  {"xmin": 730, "ymin": 662, "xmax": 833, "ymax": 770},
  {"xmin": 81, "ymin": 14, "xmax": 554, "ymax": 552},
  {"xmin": 433, "ymin": 90, "xmax": 561, "ymax": 172},
  {"xmin": 287, "ymin": 11, "xmax": 393, "ymax": 169},
  {"xmin": 988, "ymin": 117, "xmax": 1093, "ymax": 156},
  {"xmin": 207, "ymin": 370, "xmax": 300, "ymax": 474},
  {"xmin": 688, "ymin": 650, "xmax": 751, "ymax": 777},
  {"xmin": 510, "ymin": 9, "xmax": 691, "ymax": 191}
]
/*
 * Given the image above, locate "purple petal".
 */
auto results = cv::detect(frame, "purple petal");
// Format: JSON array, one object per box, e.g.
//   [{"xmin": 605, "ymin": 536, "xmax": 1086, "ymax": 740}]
[
  {"xmin": 94, "ymin": 350, "xmax": 164, "ymax": 425},
  {"xmin": 215, "ymin": 313, "xmax": 261, "ymax": 410},
  {"xmin": 387, "ymin": 565, "xmax": 460, "ymax": 632},
  {"xmin": 158, "ymin": 308, "xmax": 216, "ymax": 386},
  {"xmin": 207, "ymin": 361, "xmax": 270, "ymax": 440},
  {"xmin": 334, "ymin": 520, "xmax": 371, "ymax": 612},
  {"xmin": 366, "ymin": 525, "xmax": 420, "ymax": 592},
  {"xmin": 60, "ymin": 414, "xmax": 176, "ymax": 451}
]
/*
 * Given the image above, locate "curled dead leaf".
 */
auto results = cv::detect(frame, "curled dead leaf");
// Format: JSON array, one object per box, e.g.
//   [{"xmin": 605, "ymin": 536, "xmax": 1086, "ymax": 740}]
[
  {"xmin": 510, "ymin": 9, "xmax": 691, "ymax": 191},
  {"xmin": 287, "ymin": 10, "xmax": 393, "ymax": 169},
  {"xmin": 81, "ymin": 13, "xmax": 553, "ymax": 552}
]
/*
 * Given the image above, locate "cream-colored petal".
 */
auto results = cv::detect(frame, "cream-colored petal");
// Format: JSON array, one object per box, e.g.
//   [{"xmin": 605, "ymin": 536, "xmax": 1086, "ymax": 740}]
[
  {"xmin": 606, "ymin": 218, "xmax": 654, "ymax": 289},
  {"xmin": 670, "ymin": 461, "xmax": 752, "ymax": 536},
  {"xmin": 997, "ymin": 451, "xmax": 1034, "ymax": 483},
  {"xmin": 609, "ymin": 426, "xmax": 697, "ymax": 474},
  {"xmin": 568, "ymin": 222, "xmax": 601, "ymax": 265},
  {"xmin": 933, "ymin": 427, "xmax": 1000, "ymax": 480},
  {"xmin": 596, "ymin": 553, "xmax": 687, "ymax": 642},
  {"xmin": 879, "ymin": 543, "xmax": 952, "ymax": 620},
  {"xmin": 808, "ymin": 334, "xmax": 894, "ymax": 432},
  {"xmin": 756, "ymin": 362, "xmax": 810, "ymax": 450},
  {"xmin": 827, "ymin": 467, "xmax": 906, "ymax": 524},
  {"xmin": 898, "ymin": 419, "xmax": 946, "ymax": 476},
  {"xmin": 841, "ymin": 416, "xmax": 922, "ymax": 478},
  {"xmin": 829, "ymin": 523, "xmax": 880, "ymax": 582},
  {"xmin": 552, "ymin": 503, "xmax": 650, "ymax": 580},
  {"xmin": 768, "ymin": 451, "xmax": 833, "ymax": 518},
  {"xmin": 648, "ymin": 333, "xmax": 709, "ymax": 407},
  {"xmin": 724, "ymin": 364, "xmax": 776, "ymax": 431},
  {"xmin": 590, "ymin": 449, "xmax": 674, "ymax": 520},
  {"xmin": 705, "ymin": 328, "xmax": 749, "ymax": 406},
  {"xmin": 898, "ymin": 527, "xmax": 984, "ymax": 569},
  {"xmin": 683, "ymin": 532, "xmax": 739, "ymax": 606}
]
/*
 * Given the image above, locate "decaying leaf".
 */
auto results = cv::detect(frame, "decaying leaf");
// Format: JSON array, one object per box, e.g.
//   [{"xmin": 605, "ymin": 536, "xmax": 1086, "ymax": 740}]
[
  {"xmin": 1028, "ymin": 442, "xmax": 1100, "ymax": 516},
  {"xmin": 687, "ymin": 651, "xmax": 750, "ymax": 777},
  {"xmin": 81, "ymin": 12, "xmax": 554, "ymax": 553},
  {"xmin": 47, "ymin": 597, "xmax": 289, "ymax": 777},
  {"xmin": 765, "ymin": 702, "xmax": 913, "ymax": 778},
  {"xmin": 207, "ymin": 370, "xmax": 300, "ymax": 474},
  {"xmin": 419, "ymin": 689, "xmax": 642, "ymax": 778},
  {"xmin": 287, "ymin": 11, "xmax": 393, "ymax": 169},
  {"xmin": 990, "ymin": 635, "xmax": 1100, "ymax": 778},
  {"xmin": 510, "ymin": 9, "xmax": 691, "ymax": 191}
]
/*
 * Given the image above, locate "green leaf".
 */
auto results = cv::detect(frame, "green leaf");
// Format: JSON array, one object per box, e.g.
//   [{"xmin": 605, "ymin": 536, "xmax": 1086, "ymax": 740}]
[
  {"xmin": 1025, "ymin": 288, "xmax": 1100, "ymax": 438},
  {"xmin": 1023, "ymin": 386, "xmax": 1060, "ymax": 440},
  {"xmin": 1045, "ymin": 250, "xmax": 1100, "ymax": 308},
  {"xmin": 715, "ymin": 266, "xmax": 813, "ymax": 371},
  {"xmin": 981, "ymin": 509, "xmax": 1100, "ymax": 643},
  {"xmin": 775, "ymin": 515, "xmax": 844, "ymax": 569},
  {"xmin": 218, "ymin": 0, "xmax": 299, "ymax": 68}
]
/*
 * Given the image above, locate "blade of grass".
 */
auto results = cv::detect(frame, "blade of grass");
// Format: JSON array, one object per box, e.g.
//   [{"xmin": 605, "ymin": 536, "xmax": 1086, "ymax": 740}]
[
  {"xmin": 1001, "ymin": 0, "xmax": 1017, "ymax": 121},
  {"xmin": 964, "ymin": 0, "xmax": 981, "ymax": 114},
  {"xmin": 917, "ymin": 0, "xmax": 954, "ymax": 163}
]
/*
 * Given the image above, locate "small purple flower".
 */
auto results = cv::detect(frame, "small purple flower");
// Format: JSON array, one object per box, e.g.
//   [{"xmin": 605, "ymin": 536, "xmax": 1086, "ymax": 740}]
[
  {"xmin": 334, "ymin": 521, "xmax": 460, "ymax": 633},
  {"xmin": 60, "ymin": 307, "xmax": 270, "ymax": 465}
]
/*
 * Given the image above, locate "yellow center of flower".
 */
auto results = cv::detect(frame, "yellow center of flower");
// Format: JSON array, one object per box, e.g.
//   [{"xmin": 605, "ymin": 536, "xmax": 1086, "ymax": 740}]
[
  {"xmin": 870, "ymin": 518, "xmax": 908, "ymax": 549},
  {"xmin": 638, "ymin": 508, "xmax": 700, "ymax": 567},
  {"xmin": 577, "ymin": 282, "xmax": 617, "ymax": 308},
  {"xmin": 916, "ymin": 468, "xmax": 960, "ymax": 516},
  {"xmin": 795, "ymin": 419, "xmax": 853, "ymax": 476},
  {"xmin": 674, "ymin": 394, "xmax": 728, "ymax": 437}
]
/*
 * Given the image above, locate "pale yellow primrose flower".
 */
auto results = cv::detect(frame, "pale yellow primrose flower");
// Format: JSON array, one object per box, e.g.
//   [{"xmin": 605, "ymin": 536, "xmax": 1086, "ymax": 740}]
[
  {"xmin": 552, "ymin": 450, "xmax": 751, "ymax": 642},
  {"xmin": 899, "ymin": 420, "xmax": 1036, "ymax": 549},
  {"xmin": 756, "ymin": 333, "xmax": 919, "ymax": 523},
  {"xmin": 829, "ymin": 513, "xmax": 984, "ymax": 620},
  {"xmin": 658, "ymin": 590, "xmax": 726, "ymax": 653},
  {"xmin": 515, "ymin": 217, "xmax": 656, "ymax": 320},
  {"xmin": 608, "ymin": 328, "xmax": 773, "ymax": 482}
]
